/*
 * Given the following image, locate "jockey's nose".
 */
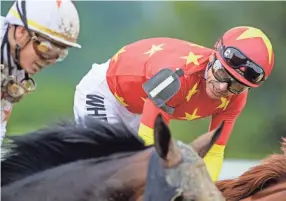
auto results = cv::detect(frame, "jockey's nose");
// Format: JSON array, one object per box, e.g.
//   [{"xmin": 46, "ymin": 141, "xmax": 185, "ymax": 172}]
[{"xmin": 218, "ymin": 82, "xmax": 228, "ymax": 91}]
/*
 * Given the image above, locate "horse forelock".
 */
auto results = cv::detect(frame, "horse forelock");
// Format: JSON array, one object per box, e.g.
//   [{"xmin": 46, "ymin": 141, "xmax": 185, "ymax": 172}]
[
  {"xmin": 1, "ymin": 117, "xmax": 146, "ymax": 186},
  {"xmin": 216, "ymin": 143, "xmax": 286, "ymax": 201}
]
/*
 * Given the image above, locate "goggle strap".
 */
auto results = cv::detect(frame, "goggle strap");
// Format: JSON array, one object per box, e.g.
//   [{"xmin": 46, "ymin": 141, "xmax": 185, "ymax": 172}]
[{"xmin": 16, "ymin": 0, "xmax": 33, "ymax": 38}]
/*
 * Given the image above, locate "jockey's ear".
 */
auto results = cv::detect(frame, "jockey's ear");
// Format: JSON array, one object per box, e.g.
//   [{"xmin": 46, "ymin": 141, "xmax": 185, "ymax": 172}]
[
  {"xmin": 8, "ymin": 25, "xmax": 30, "ymax": 49},
  {"xmin": 153, "ymin": 114, "xmax": 182, "ymax": 167},
  {"xmin": 190, "ymin": 121, "xmax": 225, "ymax": 158}
]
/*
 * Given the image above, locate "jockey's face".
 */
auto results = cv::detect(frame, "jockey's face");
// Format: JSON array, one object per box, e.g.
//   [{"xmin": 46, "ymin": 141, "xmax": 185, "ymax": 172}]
[
  {"xmin": 205, "ymin": 61, "xmax": 233, "ymax": 99},
  {"xmin": 9, "ymin": 26, "xmax": 58, "ymax": 75}
]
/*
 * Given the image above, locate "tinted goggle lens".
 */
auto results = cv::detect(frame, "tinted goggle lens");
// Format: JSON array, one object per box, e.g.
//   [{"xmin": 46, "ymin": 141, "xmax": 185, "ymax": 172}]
[
  {"xmin": 222, "ymin": 47, "xmax": 264, "ymax": 84},
  {"xmin": 33, "ymin": 38, "xmax": 68, "ymax": 62},
  {"xmin": 212, "ymin": 60, "xmax": 249, "ymax": 94}
]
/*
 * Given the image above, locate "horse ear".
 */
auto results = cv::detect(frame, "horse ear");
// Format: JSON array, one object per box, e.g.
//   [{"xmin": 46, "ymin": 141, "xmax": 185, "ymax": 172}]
[
  {"xmin": 154, "ymin": 114, "xmax": 171, "ymax": 159},
  {"xmin": 154, "ymin": 114, "xmax": 182, "ymax": 167},
  {"xmin": 191, "ymin": 121, "xmax": 225, "ymax": 158}
]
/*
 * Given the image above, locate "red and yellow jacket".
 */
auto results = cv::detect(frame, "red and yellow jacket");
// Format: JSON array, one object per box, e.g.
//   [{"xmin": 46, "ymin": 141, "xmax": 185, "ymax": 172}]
[{"xmin": 106, "ymin": 37, "xmax": 247, "ymax": 181}]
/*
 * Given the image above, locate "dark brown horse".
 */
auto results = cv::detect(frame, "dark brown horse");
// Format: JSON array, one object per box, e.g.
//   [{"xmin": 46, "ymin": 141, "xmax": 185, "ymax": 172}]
[
  {"xmin": 1, "ymin": 115, "xmax": 225, "ymax": 201},
  {"xmin": 216, "ymin": 137, "xmax": 286, "ymax": 201}
]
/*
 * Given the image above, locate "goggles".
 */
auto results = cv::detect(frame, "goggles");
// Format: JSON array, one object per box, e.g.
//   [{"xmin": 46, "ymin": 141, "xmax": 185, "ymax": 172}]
[
  {"xmin": 6, "ymin": 77, "xmax": 36, "ymax": 99},
  {"xmin": 217, "ymin": 39, "xmax": 265, "ymax": 85},
  {"xmin": 15, "ymin": 0, "xmax": 68, "ymax": 63},
  {"xmin": 212, "ymin": 59, "xmax": 249, "ymax": 94},
  {"xmin": 32, "ymin": 33, "xmax": 68, "ymax": 62}
]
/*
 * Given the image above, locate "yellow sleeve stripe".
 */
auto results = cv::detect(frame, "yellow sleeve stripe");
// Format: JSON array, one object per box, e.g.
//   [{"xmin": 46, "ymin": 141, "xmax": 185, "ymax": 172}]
[
  {"xmin": 138, "ymin": 123, "xmax": 154, "ymax": 146},
  {"xmin": 208, "ymin": 144, "xmax": 225, "ymax": 154},
  {"xmin": 203, "ymin": 144, "xmax": 226, "ymax": 182}
]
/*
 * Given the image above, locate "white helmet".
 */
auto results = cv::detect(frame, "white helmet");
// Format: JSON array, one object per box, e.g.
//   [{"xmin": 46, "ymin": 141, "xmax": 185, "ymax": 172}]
[{"xmin": 5, "ymin": 0, "xmax": 81, "ymax": 48}]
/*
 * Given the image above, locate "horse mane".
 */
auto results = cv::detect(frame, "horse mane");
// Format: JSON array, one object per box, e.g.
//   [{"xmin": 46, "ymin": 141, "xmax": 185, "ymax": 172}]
[
  {"xmin": 1, "ymin": 117, "xmax": 147, "ymax": 186},
  {"xmin": 246, "ymin": 180, "xmax": 286, "ymax": 201},
  {"xmin": 216, "ymin": 137, "xmax": 286, "ymax": 201}
]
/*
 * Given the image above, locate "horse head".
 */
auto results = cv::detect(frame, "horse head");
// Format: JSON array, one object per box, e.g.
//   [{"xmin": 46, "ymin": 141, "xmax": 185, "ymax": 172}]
[
  {"xmin": 144, "ymin": 114, "xmax": 225, "ymax": 201},
  {"xmin": 2, "ymin": 115, "xmax": 226, "ymax": 201}
]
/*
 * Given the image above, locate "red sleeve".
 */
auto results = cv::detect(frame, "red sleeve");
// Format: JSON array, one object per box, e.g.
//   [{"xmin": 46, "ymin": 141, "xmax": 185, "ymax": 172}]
[
  {"xmin": 146, "ymin": 65, "xmax": 190, "ymax": 108},
  {"xmin": 209, "ymin": 91, "xmax": 248, "ymax": 146},
  {"xmin": 138, "ymin": 98, "xmax": 172, "ymax": 145}
]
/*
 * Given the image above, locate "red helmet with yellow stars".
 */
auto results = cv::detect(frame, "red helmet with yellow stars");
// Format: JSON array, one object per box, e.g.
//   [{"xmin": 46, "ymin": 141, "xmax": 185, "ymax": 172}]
[{"xmin": 214, "ymin": 26, "xmax": 274, "ymax": 88}]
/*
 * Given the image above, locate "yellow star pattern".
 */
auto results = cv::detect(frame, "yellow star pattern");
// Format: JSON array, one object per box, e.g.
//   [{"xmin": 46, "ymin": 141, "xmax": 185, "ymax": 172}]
[
  {"xmin": 114, "ymin": 92, "xmax": 128, "ymax": 107},
  {"xmin": 216, "ymin": 97, "xmax": 230, "ymax": 111},
  {"xmin": 112, "ymin": 46, "xmax": 126, "ymax": 62},
  {"xmin": 185, "ymin": 42, "xmax": 205, "ymax": 48},
  {"xmin": 180, "ymin": 108, "xmax": 201, "ymax": 121},
  {"xmin": 186, "ymin": 83, "xmax": 198, "ymax": 102},
  {"xmin": 144, "ymin": 44, "xmax": 165, "ymax": 57},
  {"xmin": 181, "ymin": 52, "xmax": 203, "ymax": 65},
  {"xmin": 236, "ymin": 27, "xmax": 273, "ymax": 64}
]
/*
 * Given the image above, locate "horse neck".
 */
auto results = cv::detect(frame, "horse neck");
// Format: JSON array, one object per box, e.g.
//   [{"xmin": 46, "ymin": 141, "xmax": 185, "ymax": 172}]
[
  {"xmin": 103, "ymin": 148, "xmax": 153, "ymax": 201},
  {"xmin": 216, "ymin": 154, "xmax": 286, "ymax": 201},
  {"xmin": 240, "ymin": 181, "xmax": 286, "ymax": 201},
  {"xmin": 1, "ymin": 149, "xmax": 153, "ymax": 201}
]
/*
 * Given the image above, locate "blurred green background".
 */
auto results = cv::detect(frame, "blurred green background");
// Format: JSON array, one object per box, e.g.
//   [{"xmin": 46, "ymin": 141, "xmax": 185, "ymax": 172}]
[{"xmin": 2, "ymin": 1, "xmax": 285, "ymax": 159}]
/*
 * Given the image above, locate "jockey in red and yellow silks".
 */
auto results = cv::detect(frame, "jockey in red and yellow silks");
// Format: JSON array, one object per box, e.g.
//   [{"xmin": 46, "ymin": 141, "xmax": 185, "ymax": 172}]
[{"xmin": 74, "ymin": 26, "xmax": 274, "ymax": 181}]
